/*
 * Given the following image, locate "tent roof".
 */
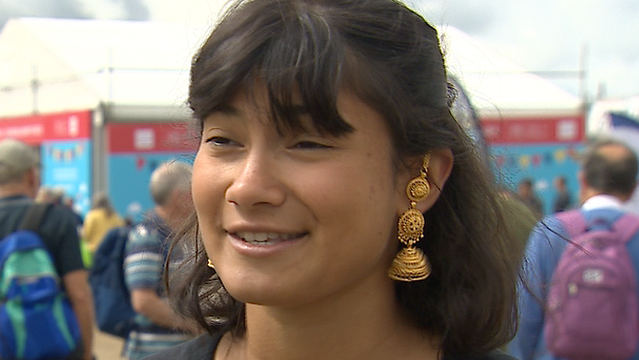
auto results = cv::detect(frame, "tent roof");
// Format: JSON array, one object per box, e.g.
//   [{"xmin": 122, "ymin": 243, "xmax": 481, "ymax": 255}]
[
  {"xmin": 0, "ymin": 18, "xmax": 208, "ymax": 118},
  {"xmin": 0, "ymin": 18, "xmax": 582, "ymax": 119},
  {"xmin": 440, "ymin": 27, "xmax": 582, "ymax": 118}
]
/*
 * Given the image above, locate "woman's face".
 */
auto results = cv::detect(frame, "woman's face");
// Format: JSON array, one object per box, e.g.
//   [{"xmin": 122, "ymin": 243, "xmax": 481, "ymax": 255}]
[{"xmin": 192, "ymin": 86, "xmax": 418, "ymax": 307}]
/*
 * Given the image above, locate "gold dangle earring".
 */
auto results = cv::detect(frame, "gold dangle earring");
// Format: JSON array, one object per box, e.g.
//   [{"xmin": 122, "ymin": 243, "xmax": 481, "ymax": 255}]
[
  {"xmin": 207, "ymin": 258, "xmax": 215, "ymax": 269},
  {"xmin": 388, "ymin": 154, "xmax": 432, "ymax": 282}
]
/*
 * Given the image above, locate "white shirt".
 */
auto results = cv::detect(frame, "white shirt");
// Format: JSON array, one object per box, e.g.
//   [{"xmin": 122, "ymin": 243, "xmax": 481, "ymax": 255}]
[{"xmin": 581, "ymin": 194, "xmax": 624, "ymax": 211}]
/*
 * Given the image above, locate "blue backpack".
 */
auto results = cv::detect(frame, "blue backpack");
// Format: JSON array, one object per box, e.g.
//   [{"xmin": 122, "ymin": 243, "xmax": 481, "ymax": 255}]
[
  {"xmin": 89, "ymin": 226, "xmax": 137, "ymax": 338},
  {"xmin": 0, "ymin": 203, "xmax": 81, "ymax": 360}
]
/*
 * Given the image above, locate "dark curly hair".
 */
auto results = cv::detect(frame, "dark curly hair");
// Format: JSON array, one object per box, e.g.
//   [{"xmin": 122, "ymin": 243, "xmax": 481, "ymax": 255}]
[{"xmin": 167, "ymin": 0, "xmax": 519, "ymax": 357}]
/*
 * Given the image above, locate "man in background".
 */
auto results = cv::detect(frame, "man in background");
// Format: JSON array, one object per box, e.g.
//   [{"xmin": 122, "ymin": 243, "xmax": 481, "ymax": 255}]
[
  {"xmin": 0, "ymin": 139, "xmax": 94, "ymax": 360},
  {"xmin": 517, "ymin": 178, "xmax": 544, "ymax": 220},
  {"xmin": 552, "ymin": 175, "xmax": 572, "ymax": 213},
  {"xmin": 124, "ymin": 161, "xmax": 197, "ymax": 359},
  {"xmin": 510, "ymin": 139, "xmax": 639, "ymax": 360}
]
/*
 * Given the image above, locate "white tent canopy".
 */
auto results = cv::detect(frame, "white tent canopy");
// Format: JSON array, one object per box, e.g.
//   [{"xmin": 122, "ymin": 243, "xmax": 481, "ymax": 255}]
[
  {"xmin": 0, "ymin": 18, "xmax": 210, "ymax": 119},
  {"xmin": 440, "ymin": 26, "xmax": 582, "ymax": 118},
  {"xmin": 0, "ymin": 18, "xmax": 582, "ymax": 120}
]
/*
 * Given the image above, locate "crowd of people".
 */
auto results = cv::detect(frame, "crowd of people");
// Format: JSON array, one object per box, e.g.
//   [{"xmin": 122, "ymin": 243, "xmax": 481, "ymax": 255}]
[
  {"xmin": 0, "ymin": 138, "xmax": 200, "ymax": 360},
  {"xmin": 1, "ymin": 1, "xmax": 639, "ymax": 360}
]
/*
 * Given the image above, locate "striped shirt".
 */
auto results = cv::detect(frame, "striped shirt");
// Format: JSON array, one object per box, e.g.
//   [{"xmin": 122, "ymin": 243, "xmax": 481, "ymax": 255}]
[{"xmin": 123, "ymin": 212, "xmax": 191, "ymax": 360}]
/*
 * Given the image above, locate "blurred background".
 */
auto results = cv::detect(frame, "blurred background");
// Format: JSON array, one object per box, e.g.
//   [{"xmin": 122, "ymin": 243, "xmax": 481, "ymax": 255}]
[
  {"xmin": 3, "ymin": 1, "xmax": 639, "ymax": 358},
  {"xmin": 1, "ymin": 0, "xmax": 638, "ymax": 220}
]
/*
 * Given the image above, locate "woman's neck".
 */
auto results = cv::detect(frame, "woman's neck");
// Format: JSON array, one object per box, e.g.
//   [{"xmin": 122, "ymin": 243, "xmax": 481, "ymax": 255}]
[{"xmin": 216, "ymin": 273, "xmax": 440, "ymax": 360}]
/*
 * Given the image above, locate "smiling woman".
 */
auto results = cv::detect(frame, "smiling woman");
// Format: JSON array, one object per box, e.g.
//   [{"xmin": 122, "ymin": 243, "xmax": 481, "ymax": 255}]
[{"xmin": 152, "ymin": 1, "xmax": 521, "ymax": 359}]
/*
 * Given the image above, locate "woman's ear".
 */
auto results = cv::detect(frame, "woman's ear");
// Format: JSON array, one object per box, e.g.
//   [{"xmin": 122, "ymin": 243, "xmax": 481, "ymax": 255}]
[{"xmin": 413, "ymin": 148, "xmax": 453, "ymax": 213}]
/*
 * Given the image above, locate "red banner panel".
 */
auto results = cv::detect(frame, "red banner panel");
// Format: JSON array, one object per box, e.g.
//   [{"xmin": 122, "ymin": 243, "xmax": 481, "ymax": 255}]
[
  {"xmin": 481, "ymin": 115, "xmax": 585, "ymax": 144},
  {"xmin": 0, "ymin": 111, "xmax": 92, "ymax": 144},
  {"xmin": 108, "ymin": 123, "xmax": 198, "ymax": 153}
]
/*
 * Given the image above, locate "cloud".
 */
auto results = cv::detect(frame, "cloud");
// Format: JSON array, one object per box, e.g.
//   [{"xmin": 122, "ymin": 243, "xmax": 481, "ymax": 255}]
[
  {"xmin": 109, "ymin": 0, "xmax": 149, "ymax": 20},
  {"xmin": 410, "ymin": 0, "xmax": 639, "ymax": 98},
  {"xmin": 0, "ymin": 0, "xmax": 89, "ymax": 28},
  {"xmin": 409, "ymin": 0, "xmax": 505, "ymax": 35},
  {"xmin": 0, "ymin": 0, "xmax": 149, "ymax": 31},
  {"xmin": 2, "ymin": 0, "xmax": 89, "ymax": 18}
]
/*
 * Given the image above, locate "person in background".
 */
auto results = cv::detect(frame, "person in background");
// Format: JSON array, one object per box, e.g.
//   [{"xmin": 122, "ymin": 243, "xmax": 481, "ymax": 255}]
[
  {"xmin": 510, "ymin": 139, "xmax": 639, "ymax": 360},
  {"xmin": 63, "ymin": 195, "xmax": 85, "ymax": 226},
  {"xmin": 37, "ymin": 187, "xmax": 84, "ymax": 230},
  {"xmin": 123, "ymin": 161, "xmax": 198, "ymax": 359},
  {"xmin": 35, "ymin": 186, "xmax": 59, "ymax": 203},
  {"xmin": 0, "ymin": 138, "xmax": 94, "ymax": 360},
  {"xmin": 145, "ymin": 1, "xmax": 521, "ymax": 359},
  {"xmin": 518, "ymin": 178, "xmax": 544, "ymax": 220},
  {"xmin": 552, "ymin": 175, "xmax": 572, "ymax": 213},
  {"xmin": 82, "ymin": 192, "xmax": 125, "ymax": 253}
]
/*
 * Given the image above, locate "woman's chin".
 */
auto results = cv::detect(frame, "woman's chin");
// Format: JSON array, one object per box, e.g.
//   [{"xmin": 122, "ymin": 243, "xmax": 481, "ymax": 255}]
[
  {"xmin": 226, "ymin": 288, "xmax": 290, "ymax": 307},
  {"xmin": 220, "ymin": 275, "xmax": 288, "ymax": 306}
]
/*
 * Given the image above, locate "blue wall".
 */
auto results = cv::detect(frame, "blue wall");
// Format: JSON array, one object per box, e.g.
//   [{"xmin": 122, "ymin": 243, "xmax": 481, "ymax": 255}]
[
  {"xmin": 491, "ymin": 143, "xmax": 583, "ymax": 216},
  {"xmin": 41, "ymin": 139, "xmax": 92, "ymax": 215},
  {"xmin": 108, "ymin": 152, "xmax": 194, "ymax": 223}
]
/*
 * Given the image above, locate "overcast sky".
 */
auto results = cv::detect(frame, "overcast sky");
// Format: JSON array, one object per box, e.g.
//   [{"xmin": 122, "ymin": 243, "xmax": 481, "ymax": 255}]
[{"xmin": 2, "ymin": 0, "xmax": 638, "ymax": 100}]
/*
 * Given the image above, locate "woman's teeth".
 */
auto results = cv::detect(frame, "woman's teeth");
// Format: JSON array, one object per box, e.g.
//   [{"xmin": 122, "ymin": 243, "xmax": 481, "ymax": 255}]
[{"xmin": 236, "ymin": 232, "xmax": 300, "ymax": 244}]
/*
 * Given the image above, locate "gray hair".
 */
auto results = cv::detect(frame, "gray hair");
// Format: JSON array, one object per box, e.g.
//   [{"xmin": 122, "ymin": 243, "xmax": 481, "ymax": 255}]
[
  {"xmin": 149, "ymin": 161, "xmax": 193, "ymax": 206},
  {"xmin": 0, "ymin": 139, "xmax": 39, "ymax": 185}
]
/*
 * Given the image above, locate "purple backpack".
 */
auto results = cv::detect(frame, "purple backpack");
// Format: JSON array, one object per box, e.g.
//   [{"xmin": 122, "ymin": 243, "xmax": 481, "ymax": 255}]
[{"xmin": 544, "ymin": 210, "xmax": 639, "ymax": 360}]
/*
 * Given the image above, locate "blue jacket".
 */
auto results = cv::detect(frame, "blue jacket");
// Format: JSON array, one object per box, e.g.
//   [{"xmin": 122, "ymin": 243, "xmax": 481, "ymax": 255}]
[{"xmin": 509, "ymin": 207, "xmax": 639, "ymax": 360}]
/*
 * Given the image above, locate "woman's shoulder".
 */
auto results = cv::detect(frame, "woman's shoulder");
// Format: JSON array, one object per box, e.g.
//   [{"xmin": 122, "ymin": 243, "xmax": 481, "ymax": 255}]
[
  {"xmin": 480, "ymin": 350, "xmax": 519, "ymax": 360},
  {"xmin": 140, "ymin": 336, "xmax": 519, "ymax": 360},
  {"xmin": 445, "ymin": 350, "xmax": 519, "ymax": 360},
  {"xmin": 143, "ymin": 334, "xmax": 222, "ymax": 360},
  {"xmin": 480, "ymin": 351, "xmax": 519, "ymax": 360}
]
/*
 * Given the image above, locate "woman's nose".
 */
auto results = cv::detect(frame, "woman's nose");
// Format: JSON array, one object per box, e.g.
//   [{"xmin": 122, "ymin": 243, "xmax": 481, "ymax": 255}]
[{"xmin": 224, "ymin": 152, "xmax": 286, "ymax": 208}]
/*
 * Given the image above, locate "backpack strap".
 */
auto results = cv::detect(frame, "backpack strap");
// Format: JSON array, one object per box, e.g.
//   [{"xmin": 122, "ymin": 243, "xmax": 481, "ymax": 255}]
[
  {"xmin": 557, "ymin": 209, "xmax": 639, "ymax": 245},
  {"xmin": 555, "ymin": 210, "xmax": 588, "ymax": 239},
  {"xmin": 611, "ymin": 213, "xmax": 639, "ymax": 244},
  {"xmin": 18, "ymin": 203, "xmax": 52, "ymax": 233}
]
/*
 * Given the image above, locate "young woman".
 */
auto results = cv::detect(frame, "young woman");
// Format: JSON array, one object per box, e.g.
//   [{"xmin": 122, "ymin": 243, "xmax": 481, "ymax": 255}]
[{"xmin": 151, "ymin": 0, "xmax": 521, "ymax": 359}]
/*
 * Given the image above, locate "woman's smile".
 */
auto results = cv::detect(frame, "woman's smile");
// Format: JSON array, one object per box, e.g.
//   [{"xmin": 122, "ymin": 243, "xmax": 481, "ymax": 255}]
[
  {"xmin": 226, "ymin": 230, "xmax": 308, "ymax": 257},
  {"xmin": 233, "ymin": 231, "xmax": 308, "ymax": 244}
]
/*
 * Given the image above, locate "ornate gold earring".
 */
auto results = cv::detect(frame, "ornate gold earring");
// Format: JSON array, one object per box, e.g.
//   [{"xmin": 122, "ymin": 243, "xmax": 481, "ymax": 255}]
[
  {"xmin": 388, "ymin": 154, "xmax": 432, "ymax": 282},
  {"xmin": 207, "ymin": 258, "xmax": 215, "ymax": 269}
]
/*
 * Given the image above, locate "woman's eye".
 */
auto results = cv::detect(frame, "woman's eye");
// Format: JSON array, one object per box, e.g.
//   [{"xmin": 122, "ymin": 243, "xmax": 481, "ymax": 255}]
[
  {"xmin": 205, "ymin": 136, "xmax": 235, "ymax": 146},
  {"xmin": 291, "ymin": 141, "xmax": 331, "ymax": 149}
]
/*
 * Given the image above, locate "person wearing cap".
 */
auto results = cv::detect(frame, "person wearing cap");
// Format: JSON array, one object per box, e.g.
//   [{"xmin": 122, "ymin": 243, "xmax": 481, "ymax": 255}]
[{"xmin": 0, "ymin": 138, "xmax": 95, "ymax": 360}]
